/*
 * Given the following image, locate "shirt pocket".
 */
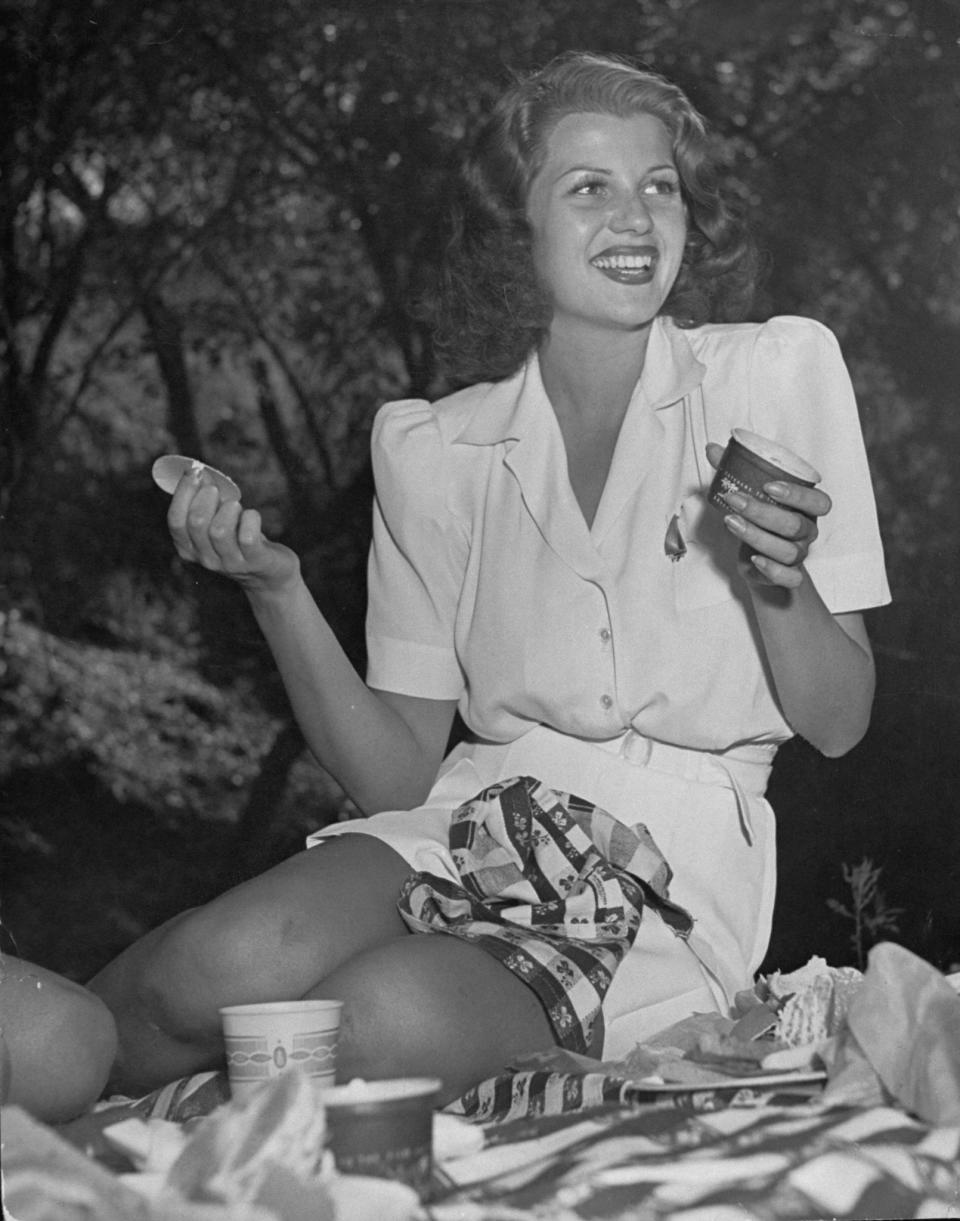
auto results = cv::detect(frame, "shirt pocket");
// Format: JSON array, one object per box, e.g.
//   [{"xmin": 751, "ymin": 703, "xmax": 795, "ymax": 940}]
[{"xmin": 671, "ymin": 494, "xmax": 740, "ymax": 612}]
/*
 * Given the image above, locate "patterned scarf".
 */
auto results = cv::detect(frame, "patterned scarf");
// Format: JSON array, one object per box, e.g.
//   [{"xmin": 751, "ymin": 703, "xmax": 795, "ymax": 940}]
[{"xmin": 397, "ymin": 775, "xmax": 692, "ymax": 1056}]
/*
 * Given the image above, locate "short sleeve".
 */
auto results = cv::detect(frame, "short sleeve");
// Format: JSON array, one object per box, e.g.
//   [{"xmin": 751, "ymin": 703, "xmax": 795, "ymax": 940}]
[
  {"xmin": 365, "ymin": 399, "xmax": 469, "ymax": 699},
  {"xmin": 747, "ymin": 317, "xmax": 891, "ymax": 613}
]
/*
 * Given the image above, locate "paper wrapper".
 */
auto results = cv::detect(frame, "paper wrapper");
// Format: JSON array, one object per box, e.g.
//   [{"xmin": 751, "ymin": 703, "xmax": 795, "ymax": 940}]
[
  {"xmin": 0, "ymin": 1105, "xmax": 269, "ymax": 1221},
  {"xmin": 823, "ymin": 941, "xmax": 960, "ymax": 1124},
  {"xmin": 167, "ymin": 1070, "xmax": 329, "ymax": 1204}
]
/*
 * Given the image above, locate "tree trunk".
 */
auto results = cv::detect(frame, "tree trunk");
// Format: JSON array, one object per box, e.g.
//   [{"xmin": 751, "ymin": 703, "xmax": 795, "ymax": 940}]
[{"xmin": 137, "ymin": 287, "xmax": 204, "ymax": 459}]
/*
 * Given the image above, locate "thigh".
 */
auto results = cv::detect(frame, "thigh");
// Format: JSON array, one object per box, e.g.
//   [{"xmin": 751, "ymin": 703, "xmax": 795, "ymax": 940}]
[
  {"xmin": 314, "ymin": 933, "xmax": 555, "ymax": 1106},
  {"xmin": 89, "ymin": 835, "xmax": 414, "ymax": 1028},
  {"xmin": 190, "ymin": 834, "xmax": 414, "ymax": 992}
]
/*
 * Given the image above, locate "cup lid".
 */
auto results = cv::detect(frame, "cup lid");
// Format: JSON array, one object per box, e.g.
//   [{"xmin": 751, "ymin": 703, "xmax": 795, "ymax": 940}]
[
  {"xmin": 322, "ymin": 1077, "xmax": 443, "ymax": 1106},
  {"xmin": 152, "ymin": 454, "xmax": 241, "ymax": 501},
  {"xmin": 731, "ymin": 430, "xmax": 821, "ymax": 484}
]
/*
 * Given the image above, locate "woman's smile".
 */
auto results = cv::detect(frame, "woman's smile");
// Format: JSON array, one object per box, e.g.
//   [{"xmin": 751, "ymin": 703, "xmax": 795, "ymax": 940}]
[{"xmin": 590, "ymin": 244, "xmax": 658, "ymax": 283}]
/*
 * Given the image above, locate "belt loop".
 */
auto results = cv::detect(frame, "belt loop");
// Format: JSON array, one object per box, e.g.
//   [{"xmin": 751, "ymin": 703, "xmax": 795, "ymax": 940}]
[
  {"xmin": 620, "ymin": 729, "xmax": 653, "ymax": 766},
  {"xmin": 720, "ymin": 763, "xmax": 755, "ymax": 846}
]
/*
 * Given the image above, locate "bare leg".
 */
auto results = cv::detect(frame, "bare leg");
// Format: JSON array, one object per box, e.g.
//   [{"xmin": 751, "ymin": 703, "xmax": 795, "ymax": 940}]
[
  {"xmin": 315, "ymin": 934, "xmax": 556, "ymax": 1105},
  {"xmin": 0, "ymin": 958, "xmax": 118, "ymax": 1123},
  {"xmin": 87, "ymin": 835, "xmax": 412, "ymax": 1095}
]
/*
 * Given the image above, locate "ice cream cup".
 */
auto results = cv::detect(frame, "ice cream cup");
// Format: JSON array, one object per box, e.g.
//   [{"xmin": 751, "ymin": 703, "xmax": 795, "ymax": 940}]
[
  {"xmin": 709, "ymin": 429, "xmax": 821, "ymax": 513},
  {"xmin": 219, "ymin": 999, "xmax": 343, "ymax": 1101},
  {"xmin": 321, "ymin": 1077, "xmax": 442, "ymax": 1200}
]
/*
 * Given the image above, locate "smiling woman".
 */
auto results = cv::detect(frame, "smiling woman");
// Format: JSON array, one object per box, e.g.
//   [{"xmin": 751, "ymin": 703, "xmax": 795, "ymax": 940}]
[{"xmin": 76, "ymin": 51, "xmax": 890, "ymax": 1117}]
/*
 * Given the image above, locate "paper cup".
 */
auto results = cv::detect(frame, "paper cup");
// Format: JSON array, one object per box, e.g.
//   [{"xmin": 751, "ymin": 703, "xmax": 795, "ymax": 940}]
[
  {"xmin": 709, "ymin": 428, "xmax": 820, "ymax": 512},
  {"xmin": 322, "ymin": 1077, "xmax": 442, "ymax": 1200},
  {"xmin": 219, "ymin": 1000, "xmax": 342, "ymax": 1100}
]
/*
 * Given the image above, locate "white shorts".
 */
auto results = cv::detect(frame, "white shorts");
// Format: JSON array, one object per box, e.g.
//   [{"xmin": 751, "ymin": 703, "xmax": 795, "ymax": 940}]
[{"xmin": 307, "ymin": 726, "xmax": 777, "ymax": 1059}]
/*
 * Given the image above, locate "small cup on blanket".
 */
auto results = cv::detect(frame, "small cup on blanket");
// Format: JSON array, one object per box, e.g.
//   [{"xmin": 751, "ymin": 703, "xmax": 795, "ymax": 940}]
[
  {"xmin": 709, "ymin": 429, "xmax": 821, "ymax": 513},
  {"xmin": 322, "ymin": 1077, "xmax": 442, "ymax": 1200},
  {"xmin": 219, "ymin": 999, "xmax": 343, "ymax": 1100}
]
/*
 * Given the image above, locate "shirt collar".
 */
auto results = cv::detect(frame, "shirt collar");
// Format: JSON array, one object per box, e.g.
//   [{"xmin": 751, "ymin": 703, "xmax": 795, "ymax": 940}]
[
  {"xmin": 451, "ymin": 316, "xmax": 706, "ymax": 447},
  {"xmin": 640, "ymin": 316, "xmax": 706, "ymax": 412}
]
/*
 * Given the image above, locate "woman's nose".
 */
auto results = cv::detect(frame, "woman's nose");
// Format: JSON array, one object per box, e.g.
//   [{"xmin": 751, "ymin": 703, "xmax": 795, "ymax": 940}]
[{"xmin": 609, "ymin": 193, "xmax": 653, "ymax": 234}]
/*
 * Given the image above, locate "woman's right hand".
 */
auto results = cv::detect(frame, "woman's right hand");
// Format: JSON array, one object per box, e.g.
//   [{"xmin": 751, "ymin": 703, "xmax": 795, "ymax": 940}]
[{"xmin": 167, "ymin": 468, "xmax": 300, "ymax": 594}]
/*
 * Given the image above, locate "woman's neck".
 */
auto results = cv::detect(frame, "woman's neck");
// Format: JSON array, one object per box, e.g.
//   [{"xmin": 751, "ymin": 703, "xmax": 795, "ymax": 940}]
[{"xmin": 538, "ymin": 320, "xmax": 652, "ymax": 423}]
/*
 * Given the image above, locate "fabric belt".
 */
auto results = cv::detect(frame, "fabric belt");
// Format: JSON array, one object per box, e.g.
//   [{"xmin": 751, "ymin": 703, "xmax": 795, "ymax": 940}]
[{"xmin": 614, "ymin": 729, "xmax": 776, "ymax": 846}]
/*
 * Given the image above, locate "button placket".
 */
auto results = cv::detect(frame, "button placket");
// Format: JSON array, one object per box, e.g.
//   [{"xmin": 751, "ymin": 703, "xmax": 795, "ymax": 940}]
[{"xmin": 596, "ymin": 589, "xmax": 616, "ymax": 719}]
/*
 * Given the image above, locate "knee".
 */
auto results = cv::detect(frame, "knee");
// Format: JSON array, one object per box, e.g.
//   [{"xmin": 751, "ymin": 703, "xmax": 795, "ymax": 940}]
[
  {"xmin": 57, "ymin": 987, "xmax": 118, "ymax": 1117},
  {"xmin": 135, "ymin": 905, "xmax": 271, "ymax": 1036},
  {"xmin": 87, "ymin": 905, "xmax": 245, "ymax": 1049},
  {"xmin": 0, "ymin": 963, "xmax": 118, "ymax": 1123},
  {"xmin": 321, "ymin": 937, "xmax": 553, "ymax": 1104},
  {"xmin": 326, "ymin": 953, "xmax": 433, "ymax": 1086}
]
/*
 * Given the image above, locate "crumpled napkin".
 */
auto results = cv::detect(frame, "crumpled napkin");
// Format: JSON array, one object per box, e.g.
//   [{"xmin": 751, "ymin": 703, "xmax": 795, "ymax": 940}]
[
  {"xmin": 100, "ymin": 1073, "xmax": 423, "ymax": 1220},
  {"xmin": 822, "ymin": 941, "xmax": 960, "ymax": 1124}
]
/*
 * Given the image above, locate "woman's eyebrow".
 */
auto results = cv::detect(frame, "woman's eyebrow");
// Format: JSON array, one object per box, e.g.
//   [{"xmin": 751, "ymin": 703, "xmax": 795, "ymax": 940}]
[
  {"xmin": 555, "ymin": 161, "xmax": 678, "ymax": 183},
  {"xmin": 553, "ymin": 163, "xmax": 612, "ymax": 181}
]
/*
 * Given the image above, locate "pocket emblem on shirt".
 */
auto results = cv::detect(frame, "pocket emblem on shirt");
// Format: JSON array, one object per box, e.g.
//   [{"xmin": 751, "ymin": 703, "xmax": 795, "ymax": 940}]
[{"xmin": 664, "ymin": 512, "xmax": 687, "ymax": 562}]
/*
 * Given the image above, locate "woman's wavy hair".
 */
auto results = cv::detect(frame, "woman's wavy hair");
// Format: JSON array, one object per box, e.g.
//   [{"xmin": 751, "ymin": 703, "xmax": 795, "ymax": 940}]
[{"xmin": 429, "ymin": 51, "xmax": 760, "ymax": 386}]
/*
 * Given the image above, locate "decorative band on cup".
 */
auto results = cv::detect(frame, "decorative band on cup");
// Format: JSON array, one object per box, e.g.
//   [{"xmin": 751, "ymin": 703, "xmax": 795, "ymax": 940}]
[
  {"xmin": 709, "ymin": 429, "xmax": 820, "ymax": 513},
  {"xmin": 219, "ymin": 999, "xmax": 343, "ymax": 1099}
]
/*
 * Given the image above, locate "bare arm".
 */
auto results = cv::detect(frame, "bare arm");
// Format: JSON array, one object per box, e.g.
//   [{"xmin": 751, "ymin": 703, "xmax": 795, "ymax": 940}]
[
  {"xmin": 246, "ymin": 577, "xmax": 456, "ymax": 812},
  {"xmin": 740, "ymin": 581, "xmax": 874, "ymax": 757},
  {"xmin": 707, "ymin": 443, "xmax": 876, "ymax": 757},
  {"xmin": 169, "ymin": 471, "xmax": 456, "ymax": 813}
]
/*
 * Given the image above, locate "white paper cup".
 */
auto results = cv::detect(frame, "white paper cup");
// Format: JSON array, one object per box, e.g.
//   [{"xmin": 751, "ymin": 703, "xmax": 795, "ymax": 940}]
[{"xmin": 219, "ymin": 999, "xmax": 343, "ymax": 1100}]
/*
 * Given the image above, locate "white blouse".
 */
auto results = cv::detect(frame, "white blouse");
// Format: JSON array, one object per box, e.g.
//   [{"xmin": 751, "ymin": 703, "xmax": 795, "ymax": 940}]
[{"xmin": 365, "ymin": 315, "xmax": 891, "ymax": 751}]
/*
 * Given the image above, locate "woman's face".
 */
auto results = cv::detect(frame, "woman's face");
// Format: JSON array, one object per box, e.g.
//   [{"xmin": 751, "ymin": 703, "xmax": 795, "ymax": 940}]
[{"xmin": 526, "ymin": 110, "xmax": 687, "ymax": 342}]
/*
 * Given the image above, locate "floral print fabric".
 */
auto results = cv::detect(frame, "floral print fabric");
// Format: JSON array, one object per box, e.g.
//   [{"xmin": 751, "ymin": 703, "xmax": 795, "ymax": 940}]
[{"xmin": 396, "ymin": 775, "xmax": 692, "ymax": 1056}]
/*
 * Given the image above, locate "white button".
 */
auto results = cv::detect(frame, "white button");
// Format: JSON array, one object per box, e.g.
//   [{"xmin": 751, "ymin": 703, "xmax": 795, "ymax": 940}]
[
  {"xmin": 600, "ymin": 694, "xmax": 613, "ymax": 710},
  {"xmin": 599, "ymin": 628, "xmax": 611, "ymax": 643}
]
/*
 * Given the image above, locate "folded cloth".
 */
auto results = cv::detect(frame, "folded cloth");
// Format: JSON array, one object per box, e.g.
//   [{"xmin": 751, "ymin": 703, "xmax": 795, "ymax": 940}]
[{"xmin": 397, "ymin": 776, "xmax": 691, "ymax": 1056}]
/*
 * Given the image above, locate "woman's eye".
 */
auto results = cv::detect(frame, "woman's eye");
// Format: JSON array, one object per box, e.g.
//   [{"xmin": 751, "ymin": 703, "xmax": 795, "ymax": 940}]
[
  {"xmin": 644, "ymin": 178, "xmax": 680, "ymax": 196},
  {"xmin": 570, "ymin": 177, "xmax": 607, "ymax": 196}
]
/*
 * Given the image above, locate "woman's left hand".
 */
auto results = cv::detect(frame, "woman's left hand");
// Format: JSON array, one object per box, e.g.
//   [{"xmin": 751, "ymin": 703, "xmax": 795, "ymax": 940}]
[{"xmin": 705, "ymin": 441, "xmax": 832, "ymax": 589}]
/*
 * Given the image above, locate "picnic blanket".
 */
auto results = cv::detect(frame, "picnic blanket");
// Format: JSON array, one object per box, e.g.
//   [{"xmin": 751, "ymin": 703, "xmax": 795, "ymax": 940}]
[
  {"xmin": 62, "ymin": 1061, "xmax": 821, "ymax": 1133},
  {"xmin": 16, "ymin": 937, "xmax": 960, "ymax": 1219},
  {"xmin": 16, "ymin": 1084, "xmax": 960, "ymax": 1220},
  {"xmin": 28, "ymin": 939, "xmax": 955, "ymax": 1220},
  {"xmin": 431, "ymin": 1101, "xmax": 960, "ymax": 1219}
]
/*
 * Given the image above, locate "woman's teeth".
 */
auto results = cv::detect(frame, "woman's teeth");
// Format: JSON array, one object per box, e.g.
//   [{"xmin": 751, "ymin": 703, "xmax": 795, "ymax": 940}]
[{"xmin": 592, "ymin": 253, "xmax": 653, "ymax": 271}]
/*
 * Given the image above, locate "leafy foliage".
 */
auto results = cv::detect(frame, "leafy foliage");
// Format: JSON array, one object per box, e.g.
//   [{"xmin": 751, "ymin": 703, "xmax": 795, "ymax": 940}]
[
  {"xmin": 827, "ymin": 857, "xmax": 905, "ymax": 969},
  {"xmin": 0, "ymin": 610, "xmax": 276, "ymax": 820}
]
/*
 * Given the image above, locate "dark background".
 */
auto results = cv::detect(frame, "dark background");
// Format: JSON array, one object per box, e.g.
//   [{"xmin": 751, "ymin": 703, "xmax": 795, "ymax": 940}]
[{"xmin": 2, "ymin": 0, "xmax": 959, "ymax": 984}]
